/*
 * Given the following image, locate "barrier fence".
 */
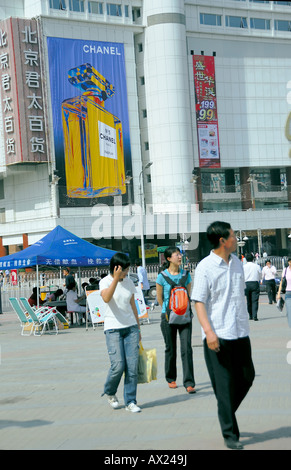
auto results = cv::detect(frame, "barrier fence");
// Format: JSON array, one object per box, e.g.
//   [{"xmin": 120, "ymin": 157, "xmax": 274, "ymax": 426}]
[{"xmin": 0, "ymin": 257, "xmax": 285, "ymax": 314}]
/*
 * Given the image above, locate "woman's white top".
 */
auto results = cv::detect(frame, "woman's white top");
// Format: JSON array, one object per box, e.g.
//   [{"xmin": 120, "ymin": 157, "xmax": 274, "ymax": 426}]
[{"xmin": 99, "ymin": 274, "xmax": 137, "ymax": 331}]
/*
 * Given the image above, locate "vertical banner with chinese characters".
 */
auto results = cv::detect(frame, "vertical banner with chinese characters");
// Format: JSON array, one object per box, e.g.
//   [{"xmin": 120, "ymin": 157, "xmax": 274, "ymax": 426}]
[
  {"xmin": 193, "ymin": 55, "xmax": 220, "ymax": 168},
  {"xmin": 0, "ymin": 18, "xmax": 47, "ymax": 164}
]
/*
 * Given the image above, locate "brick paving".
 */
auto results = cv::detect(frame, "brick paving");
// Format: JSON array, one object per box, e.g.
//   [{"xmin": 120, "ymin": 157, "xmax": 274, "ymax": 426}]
[{"xmin": 0, "ymin": 295, "xmax": 290, "ymax": 451}]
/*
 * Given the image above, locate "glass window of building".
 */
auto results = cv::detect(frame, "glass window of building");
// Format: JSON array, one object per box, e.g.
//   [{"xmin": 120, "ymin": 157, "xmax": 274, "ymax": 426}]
[
  {"xmin": 0, "ymin": 180, "xmax": 4, "ymax": 199},
  {"xmin": 124, "ymin": 5, "xmax": 129, "ymax": 17},
  {"xmin": 132, "ymin": 7, "xmax": 141, "ymax": 20},
  {"xmin": 200, "ymin": 13, "xmax": 222, "ymax": 26},
  {"xmin": 273, "ymin": 1, "xmax": 291, "ymax": 5},
  {"xmin": 225, "ymin": 16, "xmax": 248, "ymax": 28},
  {"xmin": 107, "ymin": 3, "xmax": 122, "ymax": 16},
  {"xmin": 250, "ymin": 18, "xmax": 271, "ymax": 30},
  {"xmin": 0, "ymin": 208, "xmax": 5, "ymax": 224},
  {"xmin": 49, "ymin": 0, "xmax": 66, "ymax": 9},
  {"xmin": 69, "ymin": 0, "xmax": 84, "ymax": 12},
  {"xmin": 249, "ymin": 0, "xmax": 269, "ymax": 3},
  {"xmin": 274, "ymin": 19, "xmax": 291, "ymax": 31},
  {"xmin": 88, "ymin": 1, "xmax": 103, "ymax": 14}
]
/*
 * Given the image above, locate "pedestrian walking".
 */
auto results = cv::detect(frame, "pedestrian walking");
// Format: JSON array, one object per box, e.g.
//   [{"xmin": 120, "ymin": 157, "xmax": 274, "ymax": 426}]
[
  {"xmin": 243, "ymin": 253, "xmax": 261, "ymax": 321},
  {"xmin": 156, "ymin": 246, "xmax": 196, "ymax": 393},
  {"xmin": 136, "ymin": 259, "xmax": 150, "ymax": 306},
  {"xmin": 277, "ymin": 257, "xmax": 291, "ymax": 328},
  {"xmin": 100, "ymin": 252, "xmax": 142, "ymax": 413},
  {"xmin": 262, "ymin": 259, "xmax": 277, "ymax": 304},
  {"xmin": 192, "ymin": 221, "xmax": 255, "ymax": 450}
]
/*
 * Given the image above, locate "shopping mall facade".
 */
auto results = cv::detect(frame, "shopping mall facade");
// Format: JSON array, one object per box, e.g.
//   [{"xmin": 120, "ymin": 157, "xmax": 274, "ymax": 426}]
[{"xmin": 1, "ymin": 0, "xmax": 291, "ymax": 264}]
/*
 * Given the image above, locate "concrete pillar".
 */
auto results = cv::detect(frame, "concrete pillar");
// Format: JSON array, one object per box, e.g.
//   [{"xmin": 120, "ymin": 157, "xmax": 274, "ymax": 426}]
[
  {"xmin": 23, "ymin": 233, "xmax": 29, "ymax": 249},
  {"xmin": 239, "ymin": 167, "xmax": 251, "ymax": 210},
  {"xmin": 0, "ymin": 237, "xmax": 6, "ymax": 257},
  {"xmin": 143, "ymin": 0, "xmax": 194, "ymax": 212},
  {"xmin": 286, "ymin": 166, "xmax": 291, "ymax": 209}
]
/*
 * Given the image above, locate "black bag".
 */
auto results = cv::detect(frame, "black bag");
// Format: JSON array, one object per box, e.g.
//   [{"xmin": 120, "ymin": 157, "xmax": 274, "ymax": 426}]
[{"xmin": 281, "ymin": 269, "xmax": 287, "ymax": 294}]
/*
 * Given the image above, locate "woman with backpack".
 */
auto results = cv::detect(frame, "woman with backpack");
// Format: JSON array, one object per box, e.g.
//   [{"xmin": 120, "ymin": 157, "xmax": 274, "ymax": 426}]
[{"xmin": 156, "ymin": 247, "xmax": 196, "ymax": 393}]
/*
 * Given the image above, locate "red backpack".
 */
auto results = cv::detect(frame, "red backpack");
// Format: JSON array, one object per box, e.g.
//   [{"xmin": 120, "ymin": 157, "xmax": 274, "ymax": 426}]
[{"xmin": 161, "ymin": 271, "xmax": 192, "ymax": 325}]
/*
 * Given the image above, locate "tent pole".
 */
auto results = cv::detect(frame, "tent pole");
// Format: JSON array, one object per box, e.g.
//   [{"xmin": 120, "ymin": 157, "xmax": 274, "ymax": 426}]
[
  {"xmin": 78, "ymin": 266, "xmax": 81, "ymax": 293},
  {"xmin": 36, "ymin": 264, "xmax": 39, "ymax": 308}
]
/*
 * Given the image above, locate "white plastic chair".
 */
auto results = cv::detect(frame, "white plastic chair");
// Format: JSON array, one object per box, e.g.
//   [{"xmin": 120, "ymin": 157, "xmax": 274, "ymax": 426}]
[
  {"xmin": 9, "ymin": 297, "xmax": 33, "ymax": 336},
  {"xmin": 20, "ymin": 297, "xmax": 58, "ymax": 336}
]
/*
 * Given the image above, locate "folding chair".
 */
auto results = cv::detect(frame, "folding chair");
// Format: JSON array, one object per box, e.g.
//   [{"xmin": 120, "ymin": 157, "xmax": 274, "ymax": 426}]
[
  {"xmin": 9, "ymin": 297, "xmax": 34, "ymax": 336},
  {"xmin": 55, "ymin": 311, "xmax": 69, "ymax": 329},
  {"xmin": 20, "ymin": 297, "xmax": 58, "ymax": 336}
]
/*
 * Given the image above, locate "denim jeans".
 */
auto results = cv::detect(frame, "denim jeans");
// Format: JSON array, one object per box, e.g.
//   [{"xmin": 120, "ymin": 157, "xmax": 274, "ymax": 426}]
[
  {"xmin": 285, "ymin": 293, "xmax": 291, "ymax": 328},
  {"xmin": 103, "ymin": 325, "xmax": 139, "ymax": 406}
]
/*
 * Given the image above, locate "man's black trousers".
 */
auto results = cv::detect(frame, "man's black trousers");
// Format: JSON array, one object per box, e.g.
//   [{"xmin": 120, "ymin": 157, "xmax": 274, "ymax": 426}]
[
  {"xmin": 203, "ymin": 336, "xmax": 255, "ymax": 441},
  {"xmin": 245, "ymin": 281, "xmax": 260, "ymax": 319},
  {"xmin": 265, "ymin": 279, "xmax": 276, "ymax": 304}
]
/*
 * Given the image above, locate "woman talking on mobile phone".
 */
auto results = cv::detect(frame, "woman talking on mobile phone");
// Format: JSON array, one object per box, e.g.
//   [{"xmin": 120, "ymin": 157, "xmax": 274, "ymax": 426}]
[
  {"xmin": 100, "ymin": 252, "xmax": 142, "ymax": 413},
  {"xmin": 156, "ymin": 247, "xmax": 196, "ymax": 393}
]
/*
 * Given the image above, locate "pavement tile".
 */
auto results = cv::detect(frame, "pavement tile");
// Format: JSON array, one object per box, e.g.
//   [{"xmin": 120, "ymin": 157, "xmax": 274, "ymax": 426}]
[{"xmin": 0, "ymin": 296, "xmax": 291, "ymax": 452}]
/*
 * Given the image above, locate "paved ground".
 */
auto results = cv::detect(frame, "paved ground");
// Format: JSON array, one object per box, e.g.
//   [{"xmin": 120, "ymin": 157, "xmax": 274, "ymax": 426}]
[{"xmin": 0, "ymin": 295, "xmax": 291, "ymax": 453}]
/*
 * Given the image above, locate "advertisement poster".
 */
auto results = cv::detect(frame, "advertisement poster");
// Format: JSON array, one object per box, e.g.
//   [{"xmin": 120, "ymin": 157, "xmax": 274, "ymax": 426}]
[
  {"xmin": 0, "ymin": 18, "xmax": 48, "ymax": 165},
  {"xmin": 47, "ymin": 37, "xmax": 132, "ymax": 207},
  {"xmin": 193, "ymin": 55, "xmax": 221, "ymax": 168}
]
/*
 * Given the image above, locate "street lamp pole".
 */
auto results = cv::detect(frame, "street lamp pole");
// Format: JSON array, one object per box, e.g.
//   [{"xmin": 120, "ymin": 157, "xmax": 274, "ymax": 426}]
[
  {"xmin": 139, "ymin": 162, "xmax": 153, "ymax": 268},
  {"xmin": 236, "ymin": 230, "xmax": 248, "ymax": 256}
]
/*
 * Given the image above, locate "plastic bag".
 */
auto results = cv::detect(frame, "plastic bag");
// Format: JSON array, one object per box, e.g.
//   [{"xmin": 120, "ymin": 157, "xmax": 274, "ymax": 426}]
[{"xmin": 137, "ymin": 342, "xmax": 157, "ymax": 384}]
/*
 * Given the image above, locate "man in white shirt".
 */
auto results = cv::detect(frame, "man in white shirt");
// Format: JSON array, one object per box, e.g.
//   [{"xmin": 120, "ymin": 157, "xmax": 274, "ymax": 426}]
[
  {"xmin": 192, "ymin": 221, "xmax": 255, "ymax": 450},
  {"xmin": 262, "ymin": 260, "xmax": 277, "ymax": 304},
  {"xmin": 243, "ymin": 253, "xmax": 262, "ymax": 321},
  {"xmin": 136, "ymin": 260, "xmax": 150, "ymax": 305}
]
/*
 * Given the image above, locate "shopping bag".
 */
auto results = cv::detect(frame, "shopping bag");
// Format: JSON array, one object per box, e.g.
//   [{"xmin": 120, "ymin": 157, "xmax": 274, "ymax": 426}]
[{"xmin": 137, "ymin": 342, "xmax": 157, "ymax": 384}]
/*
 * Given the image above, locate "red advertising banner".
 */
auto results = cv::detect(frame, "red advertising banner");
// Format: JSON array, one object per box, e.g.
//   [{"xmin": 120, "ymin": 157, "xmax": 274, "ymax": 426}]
[
  {"xmin": 10, "ymin": 269, "xmax": 17, "ymax": 286},
  {"xmin": 193, "ymin": 55, "xmax": 220, "ymax": 168},
  {"xmin": 0, "ymin": 18, "xmax": 48, "ymax": 165}
]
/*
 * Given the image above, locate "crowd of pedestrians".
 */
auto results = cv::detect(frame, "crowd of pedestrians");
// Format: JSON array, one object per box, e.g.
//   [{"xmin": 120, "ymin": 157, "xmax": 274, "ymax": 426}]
[{"xmin": 83, "ymin": 220, "xmax": 290, "ymax": 450}]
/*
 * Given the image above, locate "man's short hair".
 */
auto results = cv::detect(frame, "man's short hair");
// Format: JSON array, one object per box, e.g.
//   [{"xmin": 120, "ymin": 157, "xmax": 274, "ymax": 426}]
[
  {"xmin": 245, "ymin": 253, "xmax": 254, "ymax": 262},
  {"xmin": 206, "ymin": 221, "xmax": 232, "ymax": 249}
]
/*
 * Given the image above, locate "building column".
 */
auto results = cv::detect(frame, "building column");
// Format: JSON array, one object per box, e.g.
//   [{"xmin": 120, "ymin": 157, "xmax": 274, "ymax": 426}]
[
  {"xmin": 143, "ymin": 0, "xmax": 195, "ymax": 211},
  {"xmin": 239, "ymin": 167, "xmax": 251, "ymax": 210},
  {"xmin": 23, "ymin": 234, "xmax": 29, "ymax": 249},
  {"xmin": 0, "ymin": 237, "xmax": 6, "ymax": 257},
  {"xmin": 286, "ymin": 166, "xmax": 291, "ymax": 209},
  {"xmin": 225, "ymin": 169, "xmax": 235, "ymax": 192}
]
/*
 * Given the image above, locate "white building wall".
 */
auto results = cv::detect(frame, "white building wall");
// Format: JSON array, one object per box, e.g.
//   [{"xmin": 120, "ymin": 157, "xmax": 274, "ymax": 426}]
[
  {"xmin": 187, "ymin": 36, "xmax": 291, "ymax": 169},
  {"xmin": 0, "ymin": 0, "xmax": 24, "ymax": 18}
]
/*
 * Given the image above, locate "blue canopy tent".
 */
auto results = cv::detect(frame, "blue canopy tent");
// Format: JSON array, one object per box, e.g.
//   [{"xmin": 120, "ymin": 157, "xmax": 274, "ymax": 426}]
[
  {"xmin": 0, "ymin": 225, "xmax": 117, "ymax": 269},
  {"xmin": 0, "ymin": 225, "xmax": 118, "ymax": 303}
]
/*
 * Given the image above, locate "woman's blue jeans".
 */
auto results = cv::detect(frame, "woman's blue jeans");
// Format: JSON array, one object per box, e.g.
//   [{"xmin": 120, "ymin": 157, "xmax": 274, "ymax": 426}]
[
  {"xmin": 284, "ymin": 293, "xmax": 291, "ymax": 328},
  {"xmin": 103, "ymin": 325, "xmax": 139, "ymax": 406}
]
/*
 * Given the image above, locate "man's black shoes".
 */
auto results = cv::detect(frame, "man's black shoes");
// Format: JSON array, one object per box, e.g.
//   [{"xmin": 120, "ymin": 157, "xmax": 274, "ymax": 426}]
[{"xmin": 224, "ymin": 438, "xmax": 244, "ymax": 450}]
